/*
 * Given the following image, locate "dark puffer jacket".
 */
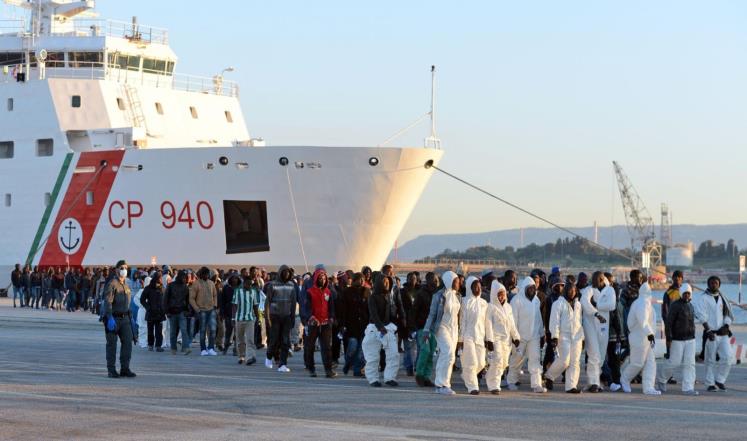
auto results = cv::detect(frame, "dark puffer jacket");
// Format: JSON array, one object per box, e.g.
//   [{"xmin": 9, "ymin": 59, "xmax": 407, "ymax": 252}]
[
  {"xmin": 164, "ymin": 281, "xmax": 190, "ymax": 315},
  {"xmin": 141, "ymin": 285, "xmax": 166, "ymax": 322},
  {"xmin": 666, "ymin": 298, "xmax": 695, "ymax": 341}
]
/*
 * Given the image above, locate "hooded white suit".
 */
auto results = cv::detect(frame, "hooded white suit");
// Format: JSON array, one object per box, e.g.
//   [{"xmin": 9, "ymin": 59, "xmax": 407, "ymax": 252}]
[
  {"xmin": 621, "ymin": 282, "xmax": 658, "ymax": 394},
  {"xmin": 135, "ymin": 278, "xmax": 150, "ymax": 349},
  {"xmin": 459, "ymin": 276, "xmax": 494, "ymax": 393},
  {"xmin": 697, "ymin": 287, "xmax": 734, "ymax": 387},
  {"xmin": 545, "ymin": 291, "xmax": 584, "ymax": 391},
  {"xmin": 486, "ymin": 281, "xmax": 520, "ymax": 392},
  {"xmin": 580, "ymin": 279, "xmax": 617, "ymax": 387},
  {"xmin": 432, "ymin": 271, "xmax": 461, "ymax": 390},
  {"xmin": 507, "ymin": 277, "xmax": 544, "ymax": 389}
]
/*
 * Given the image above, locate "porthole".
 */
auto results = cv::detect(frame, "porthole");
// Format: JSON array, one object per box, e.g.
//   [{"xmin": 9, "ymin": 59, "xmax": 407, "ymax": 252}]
[
  {"xmin": 279, "ymin": 157, "xmax": 289, "ymax": 166},
  {"xmin": 219, "ymin": 156, "xmax": 229, "ymax": 166},
  {"xmin": 368, "ymin": 157, "xmax": 379, "ymax": 166}
]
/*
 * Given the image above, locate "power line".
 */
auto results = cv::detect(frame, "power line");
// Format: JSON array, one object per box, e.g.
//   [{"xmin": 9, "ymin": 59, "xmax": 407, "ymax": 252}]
[{"xmin": 425, "ymin": 161, "xmax": 747, "ymax": 309}]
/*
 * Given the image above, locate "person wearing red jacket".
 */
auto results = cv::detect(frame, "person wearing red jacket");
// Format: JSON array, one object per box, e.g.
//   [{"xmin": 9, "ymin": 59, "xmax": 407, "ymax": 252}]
[{"xmin": 302, "ymin": 269, "xmax": 337, "ymax": 378}]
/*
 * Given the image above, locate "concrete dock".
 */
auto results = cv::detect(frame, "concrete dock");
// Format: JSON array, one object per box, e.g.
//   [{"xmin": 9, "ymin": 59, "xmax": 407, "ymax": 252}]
[{"xmin": 0, "ymin": 298, "xmax": 745, "ymax": 441}]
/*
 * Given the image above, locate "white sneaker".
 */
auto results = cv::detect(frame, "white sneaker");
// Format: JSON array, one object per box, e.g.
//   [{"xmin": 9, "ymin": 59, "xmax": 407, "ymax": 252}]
[
  {"xmin": 656, "ymin": 381, "xmax": 667, "ymax": 393},
  {"xmin": 277, "ymin": 365, "xmax": 290, "ymax": 373},
  {"xmin": 644, "ymin": 389, "xmax": 662, "ymax": 396},
  {"xmin": 200, "ymin": 350, "xmax": 209, "ymax": 356},
  {"xmin": 437, "ymin": 387, "xmax": 456, "ymax": 395},
  {"xmin": 609, "ymin": 383, "xmax": 622, "ymax": 392},
  {"xmin": 532, "ymin": 386, "xmax": 547, "ymax": 393},
  {"xmin": 620, "ymin": 380, "xmax": 632, "ymax": 393},
  {"xmin": 208, "ymin": 349, "xmax": 218, "ymax": 356},
  {"xmin": 265, "ymin": 358, "xmax": 273, "ymax": 369}
]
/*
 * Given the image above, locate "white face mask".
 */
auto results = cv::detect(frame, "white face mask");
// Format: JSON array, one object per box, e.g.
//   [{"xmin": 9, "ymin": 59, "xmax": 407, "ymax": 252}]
[{"xmin": 119, "ymin": 269, "xmax": 128, "ymax": 279}]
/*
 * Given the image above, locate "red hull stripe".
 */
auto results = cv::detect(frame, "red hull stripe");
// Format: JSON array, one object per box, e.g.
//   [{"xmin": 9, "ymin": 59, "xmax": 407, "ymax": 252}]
[{"xmin": 39, "ymin": 151, "xmax": 125, "ymax": 267}]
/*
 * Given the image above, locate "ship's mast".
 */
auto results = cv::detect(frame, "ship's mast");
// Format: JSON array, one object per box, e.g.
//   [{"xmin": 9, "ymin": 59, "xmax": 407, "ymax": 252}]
[{"xmin": 424, "ymin": 65, "xmax": 441, "ymax": 149}]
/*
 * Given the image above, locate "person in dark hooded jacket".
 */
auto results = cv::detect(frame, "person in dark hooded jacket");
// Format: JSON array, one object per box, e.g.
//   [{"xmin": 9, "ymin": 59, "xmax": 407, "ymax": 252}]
[
  {"xmin": 301, "ymin": 268, "xmax": 337, "ymax": 378},
  {"xmin": 338, "ymin": 272, "xmax": 370, "ymax": 376},
  {"xmin": 164, "ymin": 270, "xmax": 192, "ymax": 355},
  {"xmin": 140, "ymin": 272, "xmax": 166, "ymax": 352},
  {"xmin": 264, "ymin": 265, "xmax": 297, "ymax": 372}
]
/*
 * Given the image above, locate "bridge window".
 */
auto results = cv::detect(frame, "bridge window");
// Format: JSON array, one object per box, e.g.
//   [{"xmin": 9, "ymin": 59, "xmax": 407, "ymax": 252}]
[
  {"xmin": 225, "ymin": 111, "xmax": 233, "ymax": 123},
  {"xmin": 44, "ymin": 192, "xmax": 51, "ymax": 207},
  {"xmin": 223, "ymin": 200, "xmax": 270, "ymax": 254},
  {"xmin": 69, "ymin": 52, "xmax": 103, "ymax": 68},
  {"xmin": 45, "ymin": 52, "xmax": 65, "ymax": 68},
  {"xmin": 117, "ymin": 98, "xmax": 126, "ymax": 110},
  {"xmin": 143, "ymin": 58, "xmax": 169, "ymax": 74},
  {"xmin": 190, "ymin": 106, "xmax": 198, "ymax": 119},
  {"xmin": 86, "ymin": 191, "xmax": 94, "ymax": 206},
  {"xmin": 36, "ymin": 139, "xmax": 53, "ymax": 157},
  {"xmin": 0, "ymin": 141, "xmax": 13, "ymax": 158},
  {"xmin": 4, "ymin": 193, "xmax": 10, "ymax": 207},
  {"xmin": 6, "ymin": 98, "xmax": 12, "ymax": 111},
  {"xmin": 109, "ymin": 53, "xmax": 141, "ymax": 72},
  {"xmin": 155, "ymin": 102, "xmax": 164, "ymax": 115},
  {"xmin": 0, "ymin": 52, "xmax": 23, "ymax": 66},
  {"xmin": 71, "ymin": 95, "xmax": 81, "ymax": 108}
]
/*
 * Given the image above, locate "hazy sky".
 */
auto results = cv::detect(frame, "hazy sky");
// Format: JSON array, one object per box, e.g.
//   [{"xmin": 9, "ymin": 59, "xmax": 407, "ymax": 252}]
[{"xmin": 17, "ymin": 1, "xmax": 747, "ymax": 244}]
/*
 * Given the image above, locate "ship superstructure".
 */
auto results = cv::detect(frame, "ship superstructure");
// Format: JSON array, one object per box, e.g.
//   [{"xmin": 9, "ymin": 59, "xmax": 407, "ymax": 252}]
[{"xmin": 0, "ymin": 0, "xmax": 442, "ymax": 287}]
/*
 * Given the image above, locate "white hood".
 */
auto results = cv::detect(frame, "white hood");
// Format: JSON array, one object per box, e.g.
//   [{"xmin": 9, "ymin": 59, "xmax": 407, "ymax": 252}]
[
  {"xmin": 490, "ymin": 280, "xmax": 507, "ymax": 305},
  {"xmin": 639, "ymin": 282, "xmax": 652, "ymax": 300},
  {"xmin": 517, "ymin": 276, "xmax": 536, "ymax": 297},
  {"xmin": 680, "ymin": 283, "xmax": 692, "ymax": 295},
  {"xmin": 465, "ymin": 276, "xmax": 480, "ymax": 296},
  {"xmin": 441, "ymin": 271, "xmax": 457, "ymax": 292}
]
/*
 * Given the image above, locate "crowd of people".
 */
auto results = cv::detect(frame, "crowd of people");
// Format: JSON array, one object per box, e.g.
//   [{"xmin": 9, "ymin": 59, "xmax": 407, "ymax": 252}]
[{"xmin": 9, "ymin": 261, "xmax": 736, "ymax": 395}]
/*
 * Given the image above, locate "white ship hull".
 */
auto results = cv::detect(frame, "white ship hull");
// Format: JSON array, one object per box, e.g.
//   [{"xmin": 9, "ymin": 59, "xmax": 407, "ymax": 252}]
[{"xmin": 1, "ymin": 146, "xmax": 442, "ymax": 284}]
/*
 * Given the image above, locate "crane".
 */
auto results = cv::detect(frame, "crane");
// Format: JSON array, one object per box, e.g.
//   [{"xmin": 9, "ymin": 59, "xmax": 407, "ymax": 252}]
[{"xmin": 612, "ymin": 161, "xmax": 662, "ymax": 269}]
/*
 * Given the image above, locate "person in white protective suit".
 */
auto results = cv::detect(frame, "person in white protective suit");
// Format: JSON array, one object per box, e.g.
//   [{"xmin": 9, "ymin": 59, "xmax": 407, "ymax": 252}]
[
  {"xmin": 423, "ymin": 271, "xmax": 462, "ymax": 396},
  {"xmin": 579, "ymin": 271, "xmax": 617, "ymax": 392},
  {"xmin": 620, "ymin": 281, "xmax": 660, "ymax": 395},
  {"xmin": 698, "ymin": 276, "xmax": 734, "ymax": 392},
  {"xmin": 507, "ymin": 276, "xmax": 546, "ymax": 393},
  {"xmin": 656, "ymin": 283, "xmax": 699, "ymax": 395},
  {"xmin": 361, "ymin": 275, "xmax": 400, "ymax": 387},
  {"xmin": 135, "ymin": 277, "xmax": 150, "ymax": 349},
  {"xmin": 486, "ymin": 280, "xmax": 521, "ymax": 395},
  {"xmin": 544, "ymin": 276, "xmax": 584, "ymax": 393},
  {"xmin": 459, "ymin": 276, "xmax": 494, "ymax": 395}
]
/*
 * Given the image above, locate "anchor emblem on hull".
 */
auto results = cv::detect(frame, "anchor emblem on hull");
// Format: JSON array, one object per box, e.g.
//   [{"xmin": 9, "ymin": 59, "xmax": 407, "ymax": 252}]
[{"xmin": 57, "ymin": 218, "xmax": 83, "ymax": 255}]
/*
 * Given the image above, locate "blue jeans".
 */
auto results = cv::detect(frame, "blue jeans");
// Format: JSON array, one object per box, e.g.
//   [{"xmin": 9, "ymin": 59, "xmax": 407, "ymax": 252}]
[
  {"xmin": 12, "ymin": 286, "xmax": 23, "ymax": 306},
  {"xmin": 31, "ymin": 287, "xmax": 41, "ymax": 308},
  {"xmin": 66, "ymin": 291, "xmax": 77, "ymax": 311},
  {"xmin": 344, "ymin": 336, "xmax": 365, "ymax": 376},
  {"xmin": 403, "ymin": 336, "xmax": 417, "ymax": 372},
  {"xmin": 169, "ymin": 313, "xmax": 191, "ymax": 351},
  {"xmin": 80, "ymin": 288, "xmax": 90, "ymax": 310},
  {"xmin": 199, "ymin": 309, "xmax": 217, "ymax": 351}
]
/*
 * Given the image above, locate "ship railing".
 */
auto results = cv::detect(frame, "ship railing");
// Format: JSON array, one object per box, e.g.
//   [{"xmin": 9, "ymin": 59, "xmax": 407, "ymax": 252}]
[
  {"xmin": 66, "ymin": 19, "xmax": 169, "ymax": 45},
  {"xmin": 40, "ymin": 62, "xmax": 239, "ymax": 97},
  {"xmin": 0, "ymin": 19, "xmax": 25, "ymax": 36}
]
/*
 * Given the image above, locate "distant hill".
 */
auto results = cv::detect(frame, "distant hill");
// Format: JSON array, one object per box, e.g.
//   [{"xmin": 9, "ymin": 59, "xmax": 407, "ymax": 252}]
[{"xmin": 390, "ymin": 224, "xmax": 747, "ymax": 261}]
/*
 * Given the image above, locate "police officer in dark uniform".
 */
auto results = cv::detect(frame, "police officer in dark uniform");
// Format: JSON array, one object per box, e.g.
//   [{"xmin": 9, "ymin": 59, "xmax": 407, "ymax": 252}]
[{"xmin": 103, "ymin": 260, "xmax": 136, "ymax": 378}]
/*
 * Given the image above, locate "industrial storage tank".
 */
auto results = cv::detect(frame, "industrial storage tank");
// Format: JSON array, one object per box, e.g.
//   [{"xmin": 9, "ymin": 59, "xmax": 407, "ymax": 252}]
[{"xmin": 666, "ymin": 243, "xmax": 694, "ymax": 267}]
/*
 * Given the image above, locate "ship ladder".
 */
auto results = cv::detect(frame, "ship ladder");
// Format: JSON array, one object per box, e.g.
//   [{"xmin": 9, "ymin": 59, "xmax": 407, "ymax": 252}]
[{"xmin": 124, "ymin": 84, "xmax": 148, "ymax": 133}]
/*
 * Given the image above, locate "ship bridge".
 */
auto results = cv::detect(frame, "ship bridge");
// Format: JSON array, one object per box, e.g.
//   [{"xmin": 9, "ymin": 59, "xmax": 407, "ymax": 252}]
[{"xmin": 0, "ymin": 0, "xmax": 251, "ymax": 153}]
